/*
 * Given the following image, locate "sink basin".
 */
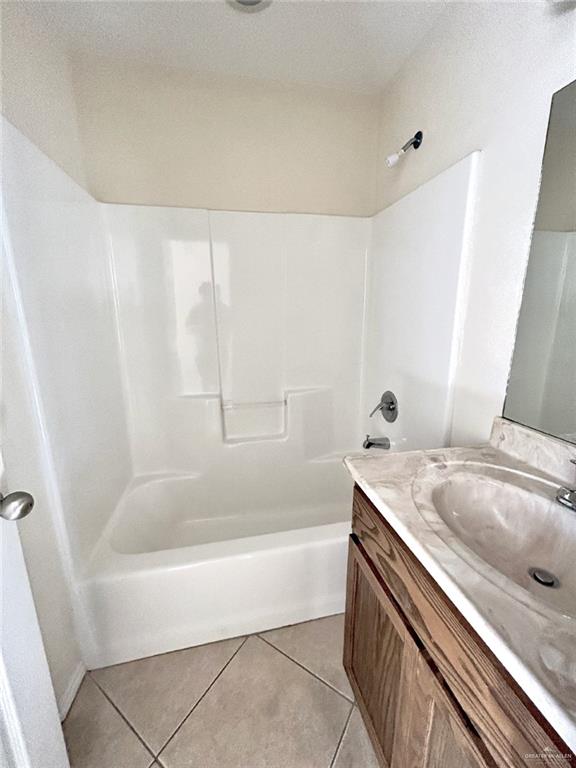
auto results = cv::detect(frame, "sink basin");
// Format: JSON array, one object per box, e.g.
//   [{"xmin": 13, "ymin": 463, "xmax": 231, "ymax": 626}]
[{"xmin": 412, "ymin": 461, "xmax": 576, "ymax": 619}]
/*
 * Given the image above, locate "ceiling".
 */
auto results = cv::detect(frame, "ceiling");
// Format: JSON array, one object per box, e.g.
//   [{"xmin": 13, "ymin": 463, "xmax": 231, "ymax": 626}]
[{"xmin": 27, "ymin": 0, "xmax": 446, "ymax": 94}]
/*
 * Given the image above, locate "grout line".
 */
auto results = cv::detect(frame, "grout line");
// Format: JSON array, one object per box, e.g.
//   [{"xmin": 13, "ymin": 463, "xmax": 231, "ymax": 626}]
[
  {"xmin": 91, "ymin": 630, "xmax": 248, "ymax": 668},
  {"xmin": 258, "ymin": 636, "xmax": 355, "ymax": 704},
  {"xmin": 155, "ymin": 636, "xmax": 249, "ymax": 764},
  {"xmin": 78, "ymin": 621, "xmax": 351, "ymax": 764},
  {"xmin": 329, "ymin": 703, "xmax": 355, "ymax": 768},
  {"xmin": 88, "ymin": 673, "xmax": 156, "ymax": 762}
]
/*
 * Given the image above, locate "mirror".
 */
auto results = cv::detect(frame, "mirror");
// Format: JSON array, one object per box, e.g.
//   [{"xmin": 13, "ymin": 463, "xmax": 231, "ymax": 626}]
[{"xmin": 504, "ymin": 80, "xmax": 576, "ymax": 444}]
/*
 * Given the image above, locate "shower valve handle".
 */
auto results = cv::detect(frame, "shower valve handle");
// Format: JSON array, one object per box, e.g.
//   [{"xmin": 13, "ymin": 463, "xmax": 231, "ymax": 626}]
[
  {"xmin": 369, "ymin": 391, "xmax": 398, "ymax": 422},
  {"xmin": 370, "ymin": 400, "xmax": 395, "ymax": 417}
]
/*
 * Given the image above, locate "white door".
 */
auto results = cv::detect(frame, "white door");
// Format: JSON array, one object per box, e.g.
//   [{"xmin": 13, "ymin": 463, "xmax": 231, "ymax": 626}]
[{"xmin": 1, "ymin": 238, "xmax": 70, "ymax": 767}]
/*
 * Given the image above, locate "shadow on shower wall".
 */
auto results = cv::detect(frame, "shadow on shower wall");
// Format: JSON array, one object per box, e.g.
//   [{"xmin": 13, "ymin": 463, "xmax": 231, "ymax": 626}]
[{"xmin": 183, "ymin": 280, "xmax": 225, "ymax": 394}]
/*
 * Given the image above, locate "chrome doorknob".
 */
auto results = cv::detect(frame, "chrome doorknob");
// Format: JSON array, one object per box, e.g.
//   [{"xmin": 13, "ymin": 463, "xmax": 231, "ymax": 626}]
[{"xmin": 0, "ymin": 491, "xmax": 35, "ymax": 521}]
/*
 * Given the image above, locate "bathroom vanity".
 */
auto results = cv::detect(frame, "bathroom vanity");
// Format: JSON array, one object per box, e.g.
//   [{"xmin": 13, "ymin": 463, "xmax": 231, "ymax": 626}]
[{"xmin": 343, "ymin": 419, "xmax": 576, "ymax": 767}]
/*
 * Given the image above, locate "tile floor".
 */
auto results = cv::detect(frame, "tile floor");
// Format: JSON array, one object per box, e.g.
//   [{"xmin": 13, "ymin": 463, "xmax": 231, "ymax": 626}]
[{"xmin": 63, "ymin": 614, "xmax": 379, "ymax": 768}]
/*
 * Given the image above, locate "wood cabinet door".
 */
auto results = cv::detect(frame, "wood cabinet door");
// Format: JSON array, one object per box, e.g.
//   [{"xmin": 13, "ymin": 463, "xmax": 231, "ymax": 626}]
[
  {"xmin": 393, "ymin": 640, "xmax": 495, "ymax": 768},
  {"xmin": 344, "ymin": 535, "xmax": 412, "ymax": 767},
  {"xmin": 345, "ymin": 535, "xmax": 496, "ymax": 768}
]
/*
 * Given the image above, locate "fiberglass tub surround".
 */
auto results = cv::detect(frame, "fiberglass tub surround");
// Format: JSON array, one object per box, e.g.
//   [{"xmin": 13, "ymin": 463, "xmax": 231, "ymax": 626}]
[{"xmin": 80, "ymin": 205, "xmax": 372, "ymax": 666}]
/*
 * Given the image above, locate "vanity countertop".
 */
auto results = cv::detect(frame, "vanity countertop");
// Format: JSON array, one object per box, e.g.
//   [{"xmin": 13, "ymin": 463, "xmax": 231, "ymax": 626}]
[{"xmin": 344, "ymin": 418, "xmax": 576, "ymax": 754}]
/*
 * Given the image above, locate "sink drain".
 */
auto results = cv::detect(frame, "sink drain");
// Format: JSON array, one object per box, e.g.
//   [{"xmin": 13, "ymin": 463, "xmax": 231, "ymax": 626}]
[{"xmin": 528, "ymin": 567, "xmax": 560, "ymax": 589}]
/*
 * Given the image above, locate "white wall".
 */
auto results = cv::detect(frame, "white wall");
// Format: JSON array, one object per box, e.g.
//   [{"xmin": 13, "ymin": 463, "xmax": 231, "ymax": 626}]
[
  {"xmin": 105, "ymin": 205, "xmax": 370, "ymax": 474},
  {"xmin": 2, "ymin": 119, "xmax": 132, "ymax": 571},
  {"xmin": 72, "ymin": 60, "xmax": 380, "ymax": 216},
  {"xmin": 1, "ymin": 6, "xmax": 380, "ymax": 217},
  {"xmin": 0, "ymin": 2, "xmax": 87, "ymax": 188},
  {"xmin": 362, "ymin": 154, "xmax": 478, "ymax": 451},
  {"xmin": 374, "ymin": 3, "xmax": 576, "ymax": 444}
]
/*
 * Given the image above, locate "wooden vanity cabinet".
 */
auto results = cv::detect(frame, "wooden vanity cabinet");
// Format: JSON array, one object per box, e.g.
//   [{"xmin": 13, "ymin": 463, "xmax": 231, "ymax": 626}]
[{"xmin": 344, "ymin": 486, "xmax": 574, "ymax": 768}]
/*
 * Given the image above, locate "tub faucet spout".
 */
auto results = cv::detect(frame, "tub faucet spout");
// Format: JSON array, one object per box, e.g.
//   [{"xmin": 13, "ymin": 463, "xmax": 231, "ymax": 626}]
[{"xmin": 363, "ymin": 435, "xmax": 390, "ymax": 450}]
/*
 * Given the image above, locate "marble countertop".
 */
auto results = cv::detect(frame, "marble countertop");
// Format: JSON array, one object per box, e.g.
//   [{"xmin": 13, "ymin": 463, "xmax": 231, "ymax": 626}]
[{"xmin": 344, "ymin": 418, "xmax": 576, "ymax": 753}]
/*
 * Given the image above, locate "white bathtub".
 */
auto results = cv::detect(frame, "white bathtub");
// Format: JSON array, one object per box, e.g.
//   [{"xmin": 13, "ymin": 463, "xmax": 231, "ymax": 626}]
[{"xmin": 80, "ymin": 465, "xmax": 353, "ymax": 668}]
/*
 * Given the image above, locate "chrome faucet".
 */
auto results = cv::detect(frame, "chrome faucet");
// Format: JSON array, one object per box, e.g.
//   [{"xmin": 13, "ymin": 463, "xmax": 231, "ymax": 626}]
[
  {"xmin": 555, "ymin": 458, "xmax": 576, "ymax": 512},
  {"xmin": 363, "ymin": 435, "xmax": 391, "ymax": 450},
  {"xmin": 363, "ymin": 392, "xmax": 395, "ymax": 450}
]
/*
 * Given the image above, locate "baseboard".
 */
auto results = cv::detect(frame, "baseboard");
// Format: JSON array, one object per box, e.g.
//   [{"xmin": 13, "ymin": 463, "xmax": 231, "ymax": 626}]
[{"xmin": 57, "ymin": 662, "xmax": 85, "ymax": 721}]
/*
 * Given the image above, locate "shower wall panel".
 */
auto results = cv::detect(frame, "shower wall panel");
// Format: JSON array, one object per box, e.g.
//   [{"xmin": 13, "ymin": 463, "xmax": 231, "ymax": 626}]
[
  {"xmin": 105, "ymin": 205, "xmax": 217, "ymax": 473},
  {"xmin": 361, "ymin": 153, "xmax": 479, "ymax": 451},
  {"xmin": 105, "ymin": 205, "xmax": 370, "ymax": 474},
  {"xmin": 210, "ymin": 211, "xmax": 286, "ymax": 439},
  {"xmin": 2, "ymin": 119, "xmax": 132, "ymax": 569},
  {"xmin": 282, "ymin": 215, "xmax": 370, "ymax": 452}
]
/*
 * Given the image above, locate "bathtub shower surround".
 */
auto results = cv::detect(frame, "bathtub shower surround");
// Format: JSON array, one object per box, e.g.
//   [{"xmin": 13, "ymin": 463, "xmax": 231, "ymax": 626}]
[
  {"xmin": 83, "ymin": 207, "xmax": 369, "ymax": 665},
  {"xmin": 5, "ymin": 118, "xmax": 479, "ymax": 669},
  {"xmin": 83, "ymin": 159, "xmax": 477, "ymax": 666}
]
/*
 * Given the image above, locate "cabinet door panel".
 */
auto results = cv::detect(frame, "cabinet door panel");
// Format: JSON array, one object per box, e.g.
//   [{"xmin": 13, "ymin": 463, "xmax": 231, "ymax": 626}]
[
  {"xmin": 426, "ymin": 705, "xmax": 487, "ymax": 768},
  {"xmin": 352, "ymin": 567, "xmax": 403, "ymax": 763},
  {"xmin": 394, "ymin": 640, "xmax": 494, "ymax": 768},
  {"xmin": 344, "ymin": 536, "xmax": 409, "ymax": 767}
]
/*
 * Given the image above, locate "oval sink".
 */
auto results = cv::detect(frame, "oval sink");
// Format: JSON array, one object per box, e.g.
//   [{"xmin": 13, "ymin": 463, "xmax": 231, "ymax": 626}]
[{"xmin": 412, "ymin": 461, "xmax": 576, "ymax": 619}]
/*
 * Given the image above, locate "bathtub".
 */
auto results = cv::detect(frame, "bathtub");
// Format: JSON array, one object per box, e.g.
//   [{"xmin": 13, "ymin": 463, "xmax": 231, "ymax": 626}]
[{"xmin": 80, "ymin": 465, "xmax": 353, "ymax": 668}]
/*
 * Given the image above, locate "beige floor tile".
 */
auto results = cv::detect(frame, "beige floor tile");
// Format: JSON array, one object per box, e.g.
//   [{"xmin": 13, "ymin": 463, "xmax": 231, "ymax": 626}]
[
  {"xmin": 160, "ymin": 636, "xmax": 352, "ymax": 768},
  {"xmin": 63, "ymin": 676, "xmax": 152, "ymax": 768},
  {"xmin": 332, "ymin": 708, "xmax": 379, "ymax": 768},
  {"xmin": 260, "ymin": 614, "xmax": 353, "ymax": 699},
  {"xmin": 91, "ymin": 636, "xmax": 244, "ymax": 754}
]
